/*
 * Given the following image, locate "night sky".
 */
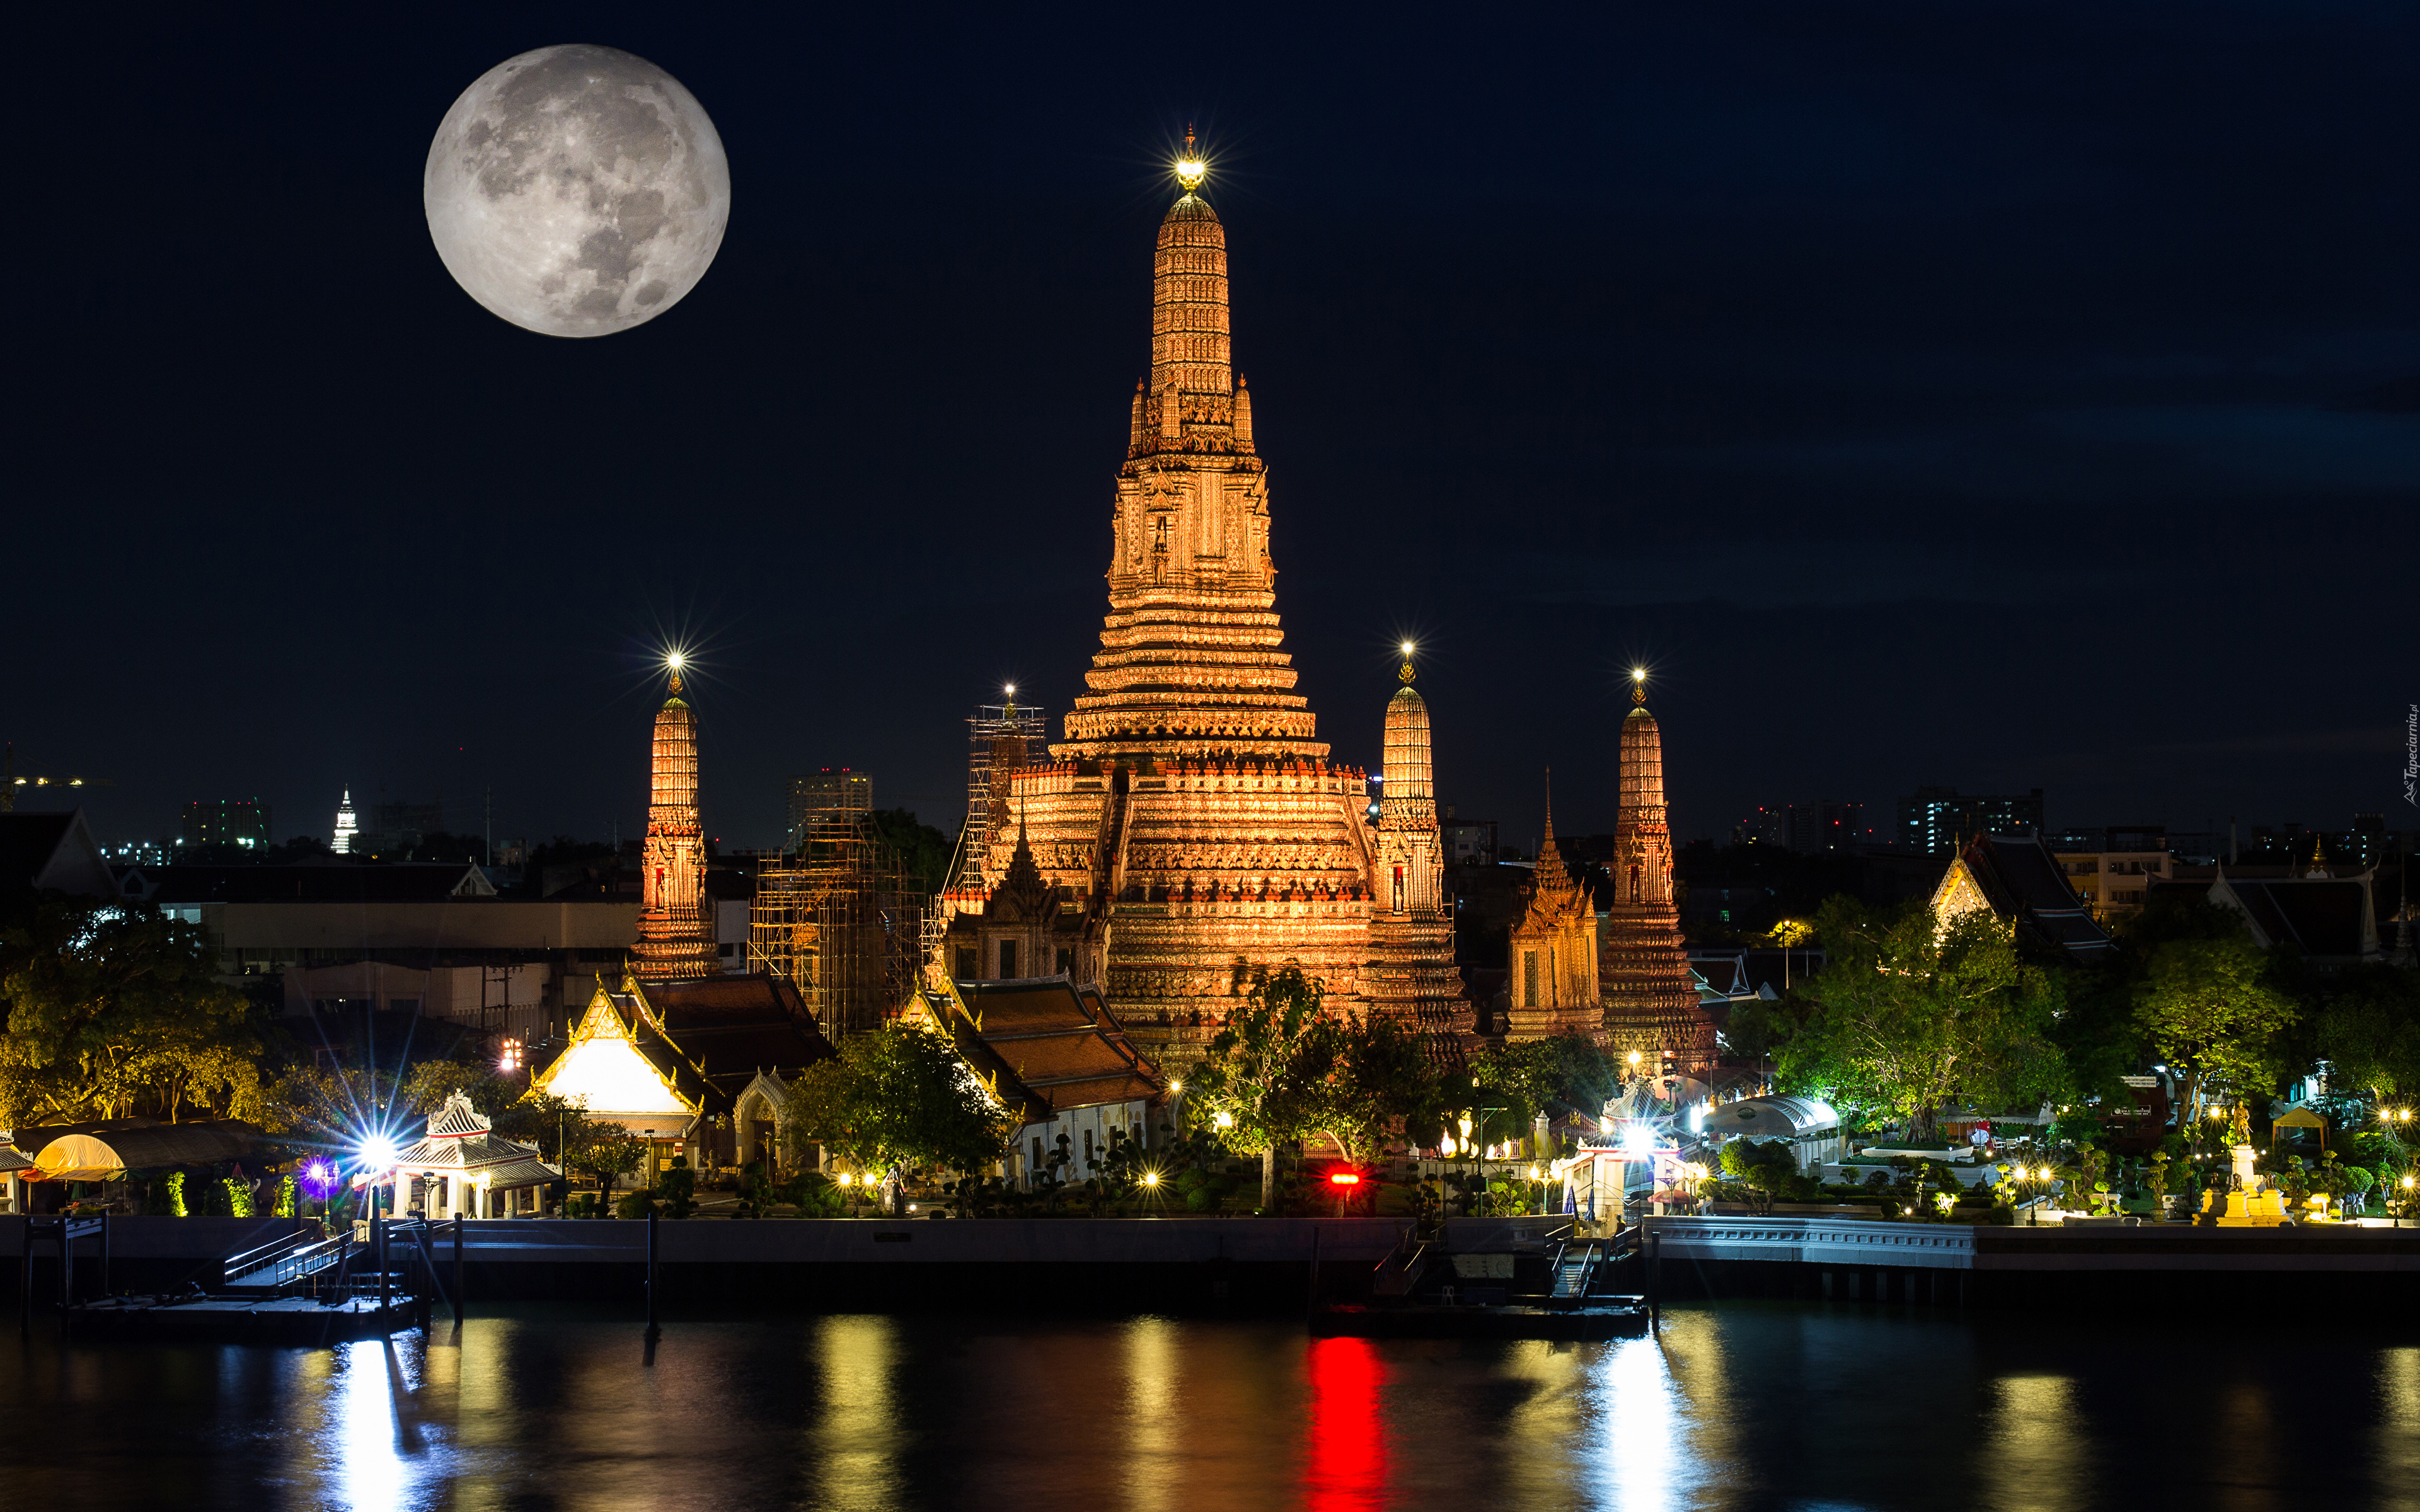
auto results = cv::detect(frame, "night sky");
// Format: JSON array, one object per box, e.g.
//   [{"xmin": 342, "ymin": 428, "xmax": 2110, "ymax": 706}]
[{"xmin": 14, "ymin": 4, "xmax": 2416, "ymax": 855}]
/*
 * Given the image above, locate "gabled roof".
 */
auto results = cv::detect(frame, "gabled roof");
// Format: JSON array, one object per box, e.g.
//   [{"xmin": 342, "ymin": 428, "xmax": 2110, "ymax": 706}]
[
  {"xmin": 1, "ymin": 810, "xmax": 115, "ymax": 898},
  {"xmin": 139, "ymin": 863, "xmax": 497, "ymax": 905},
  {"xmin": 954, "ymin": 976, "xmax": 1167, "ymax": 1115},
  {"xmin": 1932, "ymin": 832, "xmax": 2114, "ymax": 961},
  {"xmin": 533, "ymin": 972, "xmax": 839, "ymax": 1125},
  {"xmin": 2178, "ymin": 870, "xmax": 2381, "ymax": 961},
  {"xmin": 393, "ymin": 1094, "xmax": 555, "ymax": 1183}
]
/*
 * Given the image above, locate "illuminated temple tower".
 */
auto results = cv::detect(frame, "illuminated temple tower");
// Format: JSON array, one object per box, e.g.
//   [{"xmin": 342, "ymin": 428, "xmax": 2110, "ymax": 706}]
[
  {"xmin": 1361, "ymin": 648, "xmax": 1468, "ymax": 1062},
  {"xmin": 1504, "ymin": 778, "xmax": 1603, "ymax": 1044},
  {"xmin": 986, "ymin": 149, "xmax": 1386, "ymax": 1050},
  {"xmin": 632, "ymin": 659, "xmax": 718, "ymax": 982},
  {"xmin": 1598, "ymin": 677, "xmax": 1715, "ymax": 1069}
]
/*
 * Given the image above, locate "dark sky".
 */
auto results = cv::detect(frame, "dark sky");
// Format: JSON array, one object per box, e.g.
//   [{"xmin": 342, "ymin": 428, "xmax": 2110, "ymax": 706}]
[{"xmin": 14, "ymin": 3, "xmax": 2417, "ymax": 855}]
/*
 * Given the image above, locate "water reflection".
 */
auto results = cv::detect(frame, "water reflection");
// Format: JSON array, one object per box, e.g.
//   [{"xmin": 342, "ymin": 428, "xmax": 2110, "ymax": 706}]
[
  {"xmin": 1987, "ymin": 1376, "xmax": 2083, "ymax": 1512},
  {"xmin": 1303, "ymin": 1337, "xmax": 1386, "ymax": 1511},
  {"xmin": 0, "ymin": 1305, "xmax": 2412, "ymax": 1511},
  {"xmin": 809, "ymin": 1315, "xmax": 904, "ymax": 1509},
  {"xmin": 1122, "ymin": 1317, "xmax": 1179, "ymax": 1512}
]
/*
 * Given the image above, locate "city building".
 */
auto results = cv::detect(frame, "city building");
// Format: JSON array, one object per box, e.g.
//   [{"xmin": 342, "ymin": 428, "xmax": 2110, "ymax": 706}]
[
  {"xmin": 632, "ymin": 662, "xmax": 718, "ymax": 982},
  {"xmin": 949, "ymin": 166, "xmax": 1388, "ymax": 1051},
  {"xmin": 355, "ymin": 799, "xmax": 443, "ymax": 857},
  {"xmin": 1898, "ymin": 786, "xmax": 2045, "ymax": 856},
  {"xmin": 786, "ymin": 769, "xmax": 871, "ymax": 842},
  {"xmin": 1361, "ymin": 650, "xmax": 1466, "ymax": 1062},
  {"xmin": 179, "ymin": 798, "xmax": 270, "ymax": 852},
  {"xmin": 331, "ymin": 790, "xmax": 358, "ymax": 854},
  {"xmin": 1929, "ymin": 832, "xmax": 2113, "ymax": 960},
  {"xmin": 1734, "ymin": 800, "xmax": 1865, "ymax": 854},
  {"xmin": 1441, "ymin": 809, "xmax": 1499, "ymax": 866},
  {"xmin": 2049, "ymin": 825, "xmax": 2173, "ymax": 924},
  {"xmin": 1599, "ymin": 684, "xmax": 1716, "ymax": 1072}
]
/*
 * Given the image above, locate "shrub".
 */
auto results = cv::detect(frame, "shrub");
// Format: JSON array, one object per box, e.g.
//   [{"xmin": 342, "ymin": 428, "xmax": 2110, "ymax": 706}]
[
  {"xmin": 272, "ymin": 1174, "xmax": 296, "ymax": 1218},
  {"xmin": 615, "ymin": 1189, "xmax": 657, "ymax": 1220}
]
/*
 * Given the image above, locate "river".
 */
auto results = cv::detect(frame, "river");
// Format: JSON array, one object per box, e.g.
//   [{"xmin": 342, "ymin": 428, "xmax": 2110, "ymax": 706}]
[{"xmin": 4, "ymin": 1302, "xmax": 2413, "ymax": 1509}]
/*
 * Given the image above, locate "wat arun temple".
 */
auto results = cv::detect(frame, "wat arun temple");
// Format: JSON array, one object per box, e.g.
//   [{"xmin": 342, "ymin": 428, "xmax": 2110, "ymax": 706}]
[{"xmin": 923, "ymin": 152, "xmax": 1714, "ymax": 1071}]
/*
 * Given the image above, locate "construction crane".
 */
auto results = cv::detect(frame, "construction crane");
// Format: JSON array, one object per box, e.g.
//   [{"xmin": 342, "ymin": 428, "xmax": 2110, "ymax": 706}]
[{"xmin": 1, "ymin": 742, "xmax": 113, "ymax": 813}]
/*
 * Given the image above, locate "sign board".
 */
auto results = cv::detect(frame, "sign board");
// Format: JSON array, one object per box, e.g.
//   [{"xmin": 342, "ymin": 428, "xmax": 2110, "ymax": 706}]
[{"xmin": 2119, "ymin": 1075, "xmax": 2161, "ymax": 1088}]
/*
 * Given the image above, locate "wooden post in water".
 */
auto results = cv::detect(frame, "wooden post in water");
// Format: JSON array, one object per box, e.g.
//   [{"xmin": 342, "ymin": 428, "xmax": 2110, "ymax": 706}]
[
  {"xmin": 98, "ymin": 1213, "xmax": 110, "ymax": 1300},
  {"xmin": 1646, "ymin": 1225, "xmax": 1661, "ymax": 1332},
  {"xmin": 1304, "ymin": 1225, "xmax": 1323, "ymax": 1323},
  {"xmin": 452, "ymin": 1217, "xmax": 465, "ymax": 1327},
  {"xmin": 19, "ymin": 1220, "xmax": 33, "ymax": 1336},
  {"xmin": 645, "ymin": 1208, "xmax": 659, "ymax": 1338},
  {"xmin": 376, "ymin": 1217, "xmax": 389, "ymax": 1316}
]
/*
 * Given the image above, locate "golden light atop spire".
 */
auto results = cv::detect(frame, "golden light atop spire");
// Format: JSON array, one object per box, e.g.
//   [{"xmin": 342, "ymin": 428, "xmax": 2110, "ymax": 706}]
[
  {"xmin": 1630, "ymin": 666, "xmax": 1648, "ymax": 706},
  {"xmin": 667, "ymin": 651, "xmax": 686, "ymax": 672},
  {"xmin": 1175, "ymin": 122, "xmax": 1207, "ymax": 192},
  {"xmin": 1398, "ymin": 641, "xmax": 1417, "ymax": 684}
]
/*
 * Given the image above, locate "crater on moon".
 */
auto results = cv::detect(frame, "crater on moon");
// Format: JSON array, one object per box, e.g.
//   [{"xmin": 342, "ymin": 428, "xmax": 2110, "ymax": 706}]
[{"xmin": 424, "ymin": 44, "xmax": 730, "ymax": 338}]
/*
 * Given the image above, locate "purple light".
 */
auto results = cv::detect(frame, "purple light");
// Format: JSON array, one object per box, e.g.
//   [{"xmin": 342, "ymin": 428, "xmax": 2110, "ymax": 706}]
[{"xmin": 300, "ymin": 1157, "xmax": 338, "ymax": 1200}]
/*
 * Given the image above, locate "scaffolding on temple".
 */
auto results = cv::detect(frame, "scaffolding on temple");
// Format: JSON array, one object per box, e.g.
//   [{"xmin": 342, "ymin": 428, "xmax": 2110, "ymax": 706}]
[
  {"xmin": 747, "ymin": 770, "xmax": 925, "ymax": 1040},
  {"xmin": 922, "ymin": 698, "xmax": 1050, "ymax": 981}
]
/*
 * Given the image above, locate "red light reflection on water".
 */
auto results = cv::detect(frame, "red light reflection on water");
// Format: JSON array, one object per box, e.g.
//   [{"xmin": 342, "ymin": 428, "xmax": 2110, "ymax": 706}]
[{"xmin": 1303, "ymin": 1336, "xmax": 1386, "ymax": 1511}]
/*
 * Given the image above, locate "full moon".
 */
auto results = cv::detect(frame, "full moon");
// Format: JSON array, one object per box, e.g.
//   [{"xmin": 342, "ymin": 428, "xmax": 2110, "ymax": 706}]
[{"xmin": 424, "ymin": 45, "xmax": 730, "ymax": 338}]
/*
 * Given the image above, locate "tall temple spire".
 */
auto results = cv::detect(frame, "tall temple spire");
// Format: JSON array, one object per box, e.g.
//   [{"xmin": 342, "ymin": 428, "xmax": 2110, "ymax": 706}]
[
  {"xmin": 1601, "ymin": 678, "xmax": 1715, "ymax": 1069},
  {"xmin": 1368, "ymin": 640, "xmax": 1466, "ymax": 1063},
  {"xmin": 977, "ymin": 170, "xmax": 1379, "ymax": 1047},
  {"xmin": 633, "ymin": 655, "xmax": 717, "ymax": 982}
]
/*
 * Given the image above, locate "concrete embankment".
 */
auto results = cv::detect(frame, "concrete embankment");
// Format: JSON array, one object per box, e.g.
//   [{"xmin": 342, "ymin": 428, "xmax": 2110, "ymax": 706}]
[
  {"xmin": 4, "ymin": 1214, "xmax": 1472, "ymax": 1313},
  {"xmin": 1642, "ymin": 1215, "xmax": 2420, "ymax": 1312}
]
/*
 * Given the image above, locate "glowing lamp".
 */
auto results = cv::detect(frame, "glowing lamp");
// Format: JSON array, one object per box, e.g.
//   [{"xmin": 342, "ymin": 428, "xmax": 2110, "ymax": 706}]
[
  {"xmin": 1005, "ymin": 682, "xmax": 1017, "ymax": 696},
  {"xmin": 1628, "ymin": 1050, "xmax": 1643, "ymax": 1065},
  {"xmin": 836, "ymin": 1172, "xmax": 855, "ymax": 1187},
  {"xmin": 667, "ymin": 651, "xmax": 686, "ymax": 670},
  {"xmin": 1400, "ymin": 640, "xmax": 1415, "ymax": 656},
  {"xmin": 1213, "ymin": 1109, "xmax": 1234, "ymax": 1130},
  {"xmin": 1175, "ymin": 157, "xmax": 1207, "ymax": 190},
  {"xmin": 1143, "ymin": 1171, "xmax": 1160, "ymax": 1188},
  {"xmin": 1328, "ymin": 1172, "xmax": 1361, "ymax": 1186},
  {"xmin": 356, "ymin": 1133, "xmax": 399, "ymax": 1172},
  {"xmin": 1168, "ymin": 1080, "xmax": 1182, "ymax": 1094}
]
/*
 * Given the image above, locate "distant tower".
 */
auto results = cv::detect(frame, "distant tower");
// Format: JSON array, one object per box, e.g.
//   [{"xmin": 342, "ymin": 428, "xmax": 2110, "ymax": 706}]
[
  {"xmin": 633, "ymin": 660, "xmax": 718, "ymax": 982},
  {"xmin": 1362, "ymin": 646, "xmax": 1468, "ymax": 1064},
  {"xmin": 1599, "ymin": 674, "xmax": 1715, "ymax": 1071},
  {"xmin": 332, "ymin": 789, "xmax": 357, "ymax": 854}
]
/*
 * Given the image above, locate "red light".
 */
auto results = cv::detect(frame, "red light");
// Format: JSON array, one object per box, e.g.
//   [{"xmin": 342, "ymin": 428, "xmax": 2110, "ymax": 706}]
[{"xmin": 1328, "ymin": 1172, "xmax": 1361, "ymax": 1186}]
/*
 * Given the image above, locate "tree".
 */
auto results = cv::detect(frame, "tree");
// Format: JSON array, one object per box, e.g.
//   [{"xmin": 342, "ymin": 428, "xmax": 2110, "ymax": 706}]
[
  {"xmin": 565, "ymin": 1125, "xmax": 647, "ymax": 1209},
  {"xmin": 1183, "ymin": 965, "xmax": 1343, "ymax": 1211},
  {"xmin": 785, "ymin": 1019, "xmax": 1013, "ymax": 1181},
  {"xmin": 2308, "ymin": 965, "xmax": 2420, "ymax": 1099},
  {"xmin": 1785, "ymin": 898, "xmax": 2067, "ymax": 1146},
  {"xmin": 0, "ymin": 895, "xmax": 263, "ymax": 1126},
  {"xmin": 2133, "ymin": 936, "xmax": 2299, "ymax": 1138},
  {"xmin": 1319, "ymin": 1011, "xmax": 1446, "ymax": 1163}
]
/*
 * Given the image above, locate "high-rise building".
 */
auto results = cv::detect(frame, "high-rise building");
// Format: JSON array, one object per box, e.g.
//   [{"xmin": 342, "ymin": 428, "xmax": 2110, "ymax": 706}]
[
  {"xmin": 180, "ymin": 798, "xmax": 270, "ymax": 852},
  {"xmin": 1361, "ymin": 648, "xmax": 1466, "ymax": 1062},
  {"xmin": 957, "ymin": 156, "xmax": 1389, "ymax": 1050},
  {"xmin": 786, "ymin": 769, "xmax": 872, "ymax": 840},
  {"xmin": 1898, "ymin": 786, "xmax": 2045, "ymax": 855},
  {"xmin": 331, "ymin": 790, "xmax": 358, "ymax": 854},
  {"xmin": 1600, "ymin": 684, "xmax": 1715, "ymax": 1071},
  {"xmin": 632, "ymin": 663, "xmax": 717, "ymax": 982}
]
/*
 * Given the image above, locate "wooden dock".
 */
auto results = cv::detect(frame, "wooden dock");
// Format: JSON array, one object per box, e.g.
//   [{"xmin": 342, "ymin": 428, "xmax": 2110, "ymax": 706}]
[{"xmin": 62, "ymin": 1294, "xmax": 418, "ymax": 1344}]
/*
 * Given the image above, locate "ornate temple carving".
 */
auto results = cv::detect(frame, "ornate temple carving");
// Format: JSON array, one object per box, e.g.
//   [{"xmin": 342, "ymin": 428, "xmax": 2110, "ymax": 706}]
[
  {"xmin": 1503, "ymin": 777, "xmax": 1602, "ymax": 1043},
  {"xmin": 633, "ymin": 667, "xmax": 718, "ymax": 982},
  {"xmin": 1361, "ymin": 652, "xmax": 1468, "ymax": 1064},
  {"xmin": 1598, "ymin": 687, "xmax": 1715, "ymax": 1070},
  {"xmin": 971, "ymin": 171, "xmax": 1419, "ymax": 1050}
]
